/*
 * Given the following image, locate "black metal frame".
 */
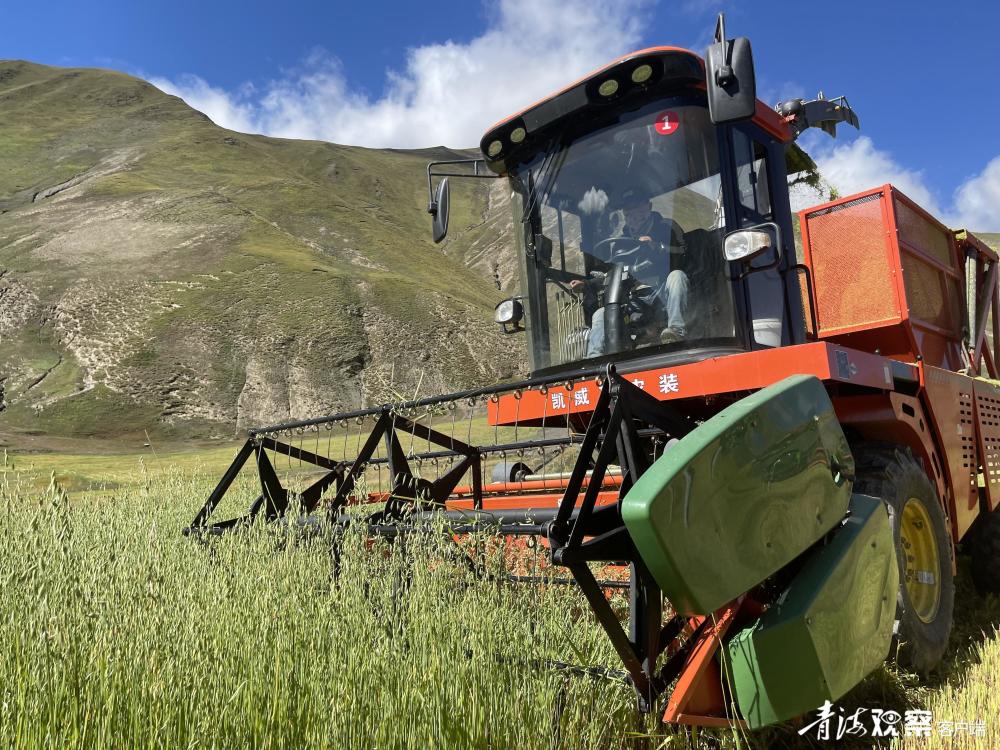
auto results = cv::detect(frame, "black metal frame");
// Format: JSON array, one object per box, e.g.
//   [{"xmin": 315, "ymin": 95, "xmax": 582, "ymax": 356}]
[
  {"xmin": 186, "ymin": 368, "xmax": 604, "ymax": 535},
  {"xmin": 188, "ymin": 366, "xmax": 700, "ymax": 711},
  {"xmin": 543, "ymin": 371, "xmax": 694, "ymax": 710}
]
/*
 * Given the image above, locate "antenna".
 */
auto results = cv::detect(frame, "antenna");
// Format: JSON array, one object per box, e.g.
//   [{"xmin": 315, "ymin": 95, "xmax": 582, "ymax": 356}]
[
  {"xmin": 714, "ymin": 12, "xmax": 726, "ymax": 44},
  {"xmin": 712, "ymin": 12, "xmax": 734, "ymax": 86}
]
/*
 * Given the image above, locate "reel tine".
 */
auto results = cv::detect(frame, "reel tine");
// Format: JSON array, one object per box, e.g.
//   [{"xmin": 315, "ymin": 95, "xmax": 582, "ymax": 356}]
[
  {"xmin": 297, "ymin": 427, "xmax": 303, "ymax": 474},
  {"xmin": 540, "ymin": 385, "xmax": 549, "ymax": 489},
  {"xmin": 284, "ymin": 429, "xmax": 292, "ymax": 488}
]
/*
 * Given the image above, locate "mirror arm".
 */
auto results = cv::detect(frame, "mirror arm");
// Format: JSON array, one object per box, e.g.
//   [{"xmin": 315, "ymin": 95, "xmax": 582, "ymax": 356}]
[
  {"xmin": 736, "ymin": 246, "xmax": 783, "ymax": 280},
  {"xmin": 426, "ymin": 158, "xmax": 501, "ymax": 215}
]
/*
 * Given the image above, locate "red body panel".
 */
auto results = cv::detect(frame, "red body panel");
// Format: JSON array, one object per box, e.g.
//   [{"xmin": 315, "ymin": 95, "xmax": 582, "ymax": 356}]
[
  {"xmin": 445, "ymin": 493, "xmax": 619, "ymax": 512},
  {"xmin": 489, "ymin": 342, "xmax": 902, "ymax": 426},
  {"xmin": 793, "ymin": 184, "xmax": 1000, "ymax": 540},
  {"xmin": 922, "ymin": 366, "xmax": 979, "ymax": 540},
  {"xmin": 488, "ymin": 338, "xmax": 996, "ymax": 544},
  {"xmin": 973, "ymin": 379, "xmax": 1000, "ymax": 512},
  {"xmin": 833, "ymin": 392, "xmax": 949, "ymax": 509}
]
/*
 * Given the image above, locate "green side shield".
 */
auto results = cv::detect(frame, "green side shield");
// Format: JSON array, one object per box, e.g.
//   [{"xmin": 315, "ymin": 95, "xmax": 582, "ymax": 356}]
[
  {"xmin": 621, "ymin": 374, "xmax": 853, "ymax": 615},
  {"xmin": 726, "ymin": 494, "xmax": 898, "ymax": 728}
]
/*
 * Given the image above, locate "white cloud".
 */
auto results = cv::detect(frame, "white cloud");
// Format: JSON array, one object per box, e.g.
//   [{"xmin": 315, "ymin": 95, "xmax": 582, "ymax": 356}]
[
  {"xmin": 952, "ymin": 156, "xmax": 1000, "ymax": 232},
  {"xmin": 807, "ymin": 135, "xmax": 942, "ymax": 214},
  {"xmin": 149, "ymin": 74, "xmax": 257, "ymax": 135},
  {"xmin": 150, "ymin": 0, "xmax": 650, "ymax": 149},
  {"xmin": 794, "ymin": 133, "xmax": 1000, "ymax": 232},
  {"xmin": 148, "ymin": 1, "xmax": 1000, "ymax": 233}
]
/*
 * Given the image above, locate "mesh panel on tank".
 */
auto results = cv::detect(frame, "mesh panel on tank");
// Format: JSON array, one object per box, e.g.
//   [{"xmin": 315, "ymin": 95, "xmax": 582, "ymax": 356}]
[{"xmin": 805, "ymin": 192, "xmax": 899, "ymax": 333}]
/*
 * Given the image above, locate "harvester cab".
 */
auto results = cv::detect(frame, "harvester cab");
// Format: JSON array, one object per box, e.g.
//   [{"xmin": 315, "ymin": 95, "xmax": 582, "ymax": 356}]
[
  {"xmin": 428, "ymin": 15, "xmax": 858, "ymax": 380},
  {"xmin": 193, "ymin": 13, "xmax": 1000, "ymax": 734}
]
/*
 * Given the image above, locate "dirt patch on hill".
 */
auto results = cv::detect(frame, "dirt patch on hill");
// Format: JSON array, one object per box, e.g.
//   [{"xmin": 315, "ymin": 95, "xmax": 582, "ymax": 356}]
[
  {"xmin": 31, "ymin": 197, "xmax": 228, "ymax": 268},
  {"xmin": 0, "ymin": 270, "xmax": 40, "ymax": 334}
]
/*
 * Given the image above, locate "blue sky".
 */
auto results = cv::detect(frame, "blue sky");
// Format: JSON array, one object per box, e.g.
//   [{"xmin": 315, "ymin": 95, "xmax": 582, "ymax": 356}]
[{"xmin": 4, "ymin": 0, "xmax": 999, "ymax": 229}]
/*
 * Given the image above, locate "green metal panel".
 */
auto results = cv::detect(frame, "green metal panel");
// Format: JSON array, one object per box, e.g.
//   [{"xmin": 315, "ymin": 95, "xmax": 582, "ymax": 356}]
[
  {"xmin": 726, "ymin": 494, "xmax": 898, "ymax": 729},
  {"xmin": 621, "ymin": 375, "xmax": 854, "ymax": 615}
]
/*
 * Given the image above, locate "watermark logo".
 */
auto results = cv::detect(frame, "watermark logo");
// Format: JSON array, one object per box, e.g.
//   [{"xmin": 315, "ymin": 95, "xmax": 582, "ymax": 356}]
[{"xmin": 798, "ymin": 701, "xmax": 986, "ymax": 740}]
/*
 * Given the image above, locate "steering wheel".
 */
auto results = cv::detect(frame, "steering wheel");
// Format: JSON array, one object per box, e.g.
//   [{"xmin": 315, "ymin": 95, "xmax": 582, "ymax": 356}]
[
  {"xmin": 566, "ymin": 237, "xmax": 649, "ymax": 307},
  {"xmin": 591, "ymin": 236, "xmax": 645, "ymax": 261}
]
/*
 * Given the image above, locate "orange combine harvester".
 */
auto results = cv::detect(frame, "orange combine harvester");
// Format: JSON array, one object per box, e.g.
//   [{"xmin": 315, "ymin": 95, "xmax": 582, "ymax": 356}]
[{"xmin": 190, "ymin": 15, "xmax": 1000, "ymax": 729}]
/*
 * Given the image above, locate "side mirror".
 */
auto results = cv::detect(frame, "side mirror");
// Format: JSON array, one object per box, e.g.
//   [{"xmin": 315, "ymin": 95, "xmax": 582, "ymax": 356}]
[
  {"xmin": 494, "ymin": 298, "xmax": 524, "ymax": 334},
  {"xmin": 429, "ymin": 177, "xmax": 450, "ymax": 243},
  {"xmin": 705, "ymin": 14, "xmax": 756, "ymax": 124},
  {"xmin": 724, "ymin": 222, "xmax": 781, "ymax": 265}
]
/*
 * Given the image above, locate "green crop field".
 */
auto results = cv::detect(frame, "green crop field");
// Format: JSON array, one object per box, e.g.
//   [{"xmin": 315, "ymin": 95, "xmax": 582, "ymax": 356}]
[{"xmin": 2, "ymin": 458, "xmax": 998, "ymax": 749}]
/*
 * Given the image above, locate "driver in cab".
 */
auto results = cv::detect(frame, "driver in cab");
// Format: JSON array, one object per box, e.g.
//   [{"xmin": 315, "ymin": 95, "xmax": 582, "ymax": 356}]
[{"xmin": 571, "ymin": 187, "xmax": 690, "ymax": 358}]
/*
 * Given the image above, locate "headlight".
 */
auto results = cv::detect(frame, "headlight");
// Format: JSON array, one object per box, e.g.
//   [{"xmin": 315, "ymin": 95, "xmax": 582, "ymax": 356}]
[
  {"xmin": 494, "ymin": 298, "xmax": 522, "ymax": 324},
  {"xmin": 724, "ymin": 229, "xmax": 773, "ymax": 262},
  {"xmin": 494, "ymin": 299, "xmax": 524, "ymax": 333}
]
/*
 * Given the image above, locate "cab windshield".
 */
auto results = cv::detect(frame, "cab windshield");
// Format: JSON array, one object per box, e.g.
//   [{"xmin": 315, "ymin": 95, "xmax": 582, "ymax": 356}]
[{"xmin": 509, "ymin": 98, "xmax": 736, "ymax": 373}]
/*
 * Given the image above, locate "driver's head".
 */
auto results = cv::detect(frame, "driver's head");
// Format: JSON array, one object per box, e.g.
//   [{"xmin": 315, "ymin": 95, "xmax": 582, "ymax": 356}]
[{"xmin": 621, "ymin": 187, "xmax": 652, "ymax": 233}]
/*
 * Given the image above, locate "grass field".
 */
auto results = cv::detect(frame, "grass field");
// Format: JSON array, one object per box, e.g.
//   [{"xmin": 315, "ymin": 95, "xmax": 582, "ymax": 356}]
[{"xmin": 2, "ymin": 453, "xmax": 999, "ymax": 749}]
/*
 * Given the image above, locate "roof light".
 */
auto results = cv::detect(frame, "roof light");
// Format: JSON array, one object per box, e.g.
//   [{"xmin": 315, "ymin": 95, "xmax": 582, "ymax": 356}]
[
  {"xmin": 510, "ymin": 126, "xmax": 526, "ymax": 144},
  {"xmin": 598, "ymin": 79, "xmax": 619, "ymax": 97},
  {"xmin": 631, "ymin": 64, "xmax": 653, "ymax": 84},
  {"xmin": 487, "ymin": 139, "xmax": 503, "ymax": 158}
]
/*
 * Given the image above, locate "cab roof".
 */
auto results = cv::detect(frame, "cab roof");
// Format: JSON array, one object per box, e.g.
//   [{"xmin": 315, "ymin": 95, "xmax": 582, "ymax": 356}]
[{"xmin": 479, "ymin": 45, "xmax": 791, "ymax": 174}]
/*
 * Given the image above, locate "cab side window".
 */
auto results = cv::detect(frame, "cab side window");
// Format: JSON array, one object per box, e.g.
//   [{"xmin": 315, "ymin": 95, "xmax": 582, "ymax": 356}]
[
  {"xmin": 733, "ymin": 130, "xmax": 772, "ymax": 222},
  {"xmin": 733, "ymin": 129, "xmax": 784, "ymax": 348}
]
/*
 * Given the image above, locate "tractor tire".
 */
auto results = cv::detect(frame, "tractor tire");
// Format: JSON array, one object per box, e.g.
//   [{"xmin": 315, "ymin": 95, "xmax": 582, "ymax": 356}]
[
  {"xmin": 967, "ymin": 507, "xmax": 1000, "ymax": 594},
  {"xmin": 853, "ymin": 444, "xmax": 954, "ymax": 673}
]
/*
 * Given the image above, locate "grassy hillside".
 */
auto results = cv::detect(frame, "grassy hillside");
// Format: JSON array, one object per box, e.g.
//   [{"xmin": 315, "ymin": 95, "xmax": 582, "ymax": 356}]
[
  {"xmin": 978, "ymin": 233, "xmax": 999, "ymax": 250},
  {"xmin": 0, "ymin": 61, "xmax": 520, "ymax": 447}
]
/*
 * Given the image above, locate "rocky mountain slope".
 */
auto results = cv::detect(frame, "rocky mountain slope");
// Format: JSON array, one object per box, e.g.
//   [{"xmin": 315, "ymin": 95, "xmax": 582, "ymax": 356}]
[{"xmin": 0, "ymin": 61, "xmax": 520, "ymax": 442}]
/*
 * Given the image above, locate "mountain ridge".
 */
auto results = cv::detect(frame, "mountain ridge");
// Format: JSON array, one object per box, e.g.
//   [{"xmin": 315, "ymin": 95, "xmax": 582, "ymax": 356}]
[{"xmin": 0, "ymin": 60, "xmax": 520, "ymax": 445}]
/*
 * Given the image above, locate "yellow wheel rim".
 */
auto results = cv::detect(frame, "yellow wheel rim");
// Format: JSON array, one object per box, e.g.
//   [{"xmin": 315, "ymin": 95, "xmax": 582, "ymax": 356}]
[{"xmin": 899, "ymin": 497, "xmax": 942, "ymax": 623}]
